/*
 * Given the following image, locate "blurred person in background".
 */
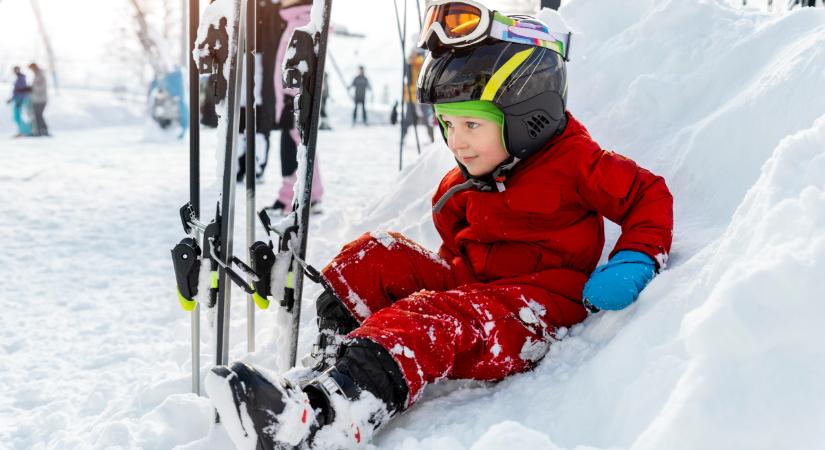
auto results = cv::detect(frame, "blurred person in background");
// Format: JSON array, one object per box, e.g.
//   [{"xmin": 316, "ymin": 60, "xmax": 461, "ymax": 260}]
[
  {"xmin": 28, "ymin": 62, "xmax": 49, "ymax": 137},
  {"xmin": 267, "ymin": 0, "xmax": 325, "ymax": 213},
  {"xmin": 402, "ymin": 47, "xmax": 434, "ymax": 143},
  {"xmin": 349, "ymin": 65, "xmax": 371, "ymax": 125},
  {"xmin": 7, "ymin": 66, "xmax": 32, "ymax": 137}
]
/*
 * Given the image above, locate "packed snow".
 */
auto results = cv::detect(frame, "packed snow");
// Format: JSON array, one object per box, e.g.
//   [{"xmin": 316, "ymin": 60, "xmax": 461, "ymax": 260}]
[{"xmin": 1, "ymin": 0, "xmax": 824, "ymax": 449}]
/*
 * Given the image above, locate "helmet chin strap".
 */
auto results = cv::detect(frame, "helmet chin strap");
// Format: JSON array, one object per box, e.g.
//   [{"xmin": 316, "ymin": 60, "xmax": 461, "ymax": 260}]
[
  {"xmin": 432, "ymin": 154, "xmax": 523, "ymax": 215},
  {"xmin": 490, "ymin": 156, "xmax": 521, "ymax": 192}
]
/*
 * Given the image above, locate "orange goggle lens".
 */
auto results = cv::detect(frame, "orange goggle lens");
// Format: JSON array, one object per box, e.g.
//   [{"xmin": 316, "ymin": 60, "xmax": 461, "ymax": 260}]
[{"xmin": 423, "ymin": 2, "xmax": 483, "ymax": 39}]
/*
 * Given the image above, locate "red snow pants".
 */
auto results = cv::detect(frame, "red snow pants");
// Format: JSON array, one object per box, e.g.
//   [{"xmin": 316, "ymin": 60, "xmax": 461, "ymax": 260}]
[{"xmin": 321, "ymin": 232, "xmax": 576, "ymax": 406}]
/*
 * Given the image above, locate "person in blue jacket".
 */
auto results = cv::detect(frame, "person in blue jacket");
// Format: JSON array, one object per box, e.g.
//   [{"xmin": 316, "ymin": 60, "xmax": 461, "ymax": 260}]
[{"xmin": 7, "ymin": 66, "xmax": 32, "ymax": 137}]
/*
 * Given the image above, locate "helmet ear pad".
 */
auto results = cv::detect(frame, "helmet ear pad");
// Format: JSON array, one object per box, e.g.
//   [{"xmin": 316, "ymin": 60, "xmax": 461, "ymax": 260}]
[{"xmin": 501, "ymin": 91, "xmax": 566, "ymax": 160}]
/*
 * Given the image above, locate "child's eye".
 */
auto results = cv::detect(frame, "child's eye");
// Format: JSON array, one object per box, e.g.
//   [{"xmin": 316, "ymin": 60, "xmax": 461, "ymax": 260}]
[{"xmin": 467, "ymin": 122, "xmax": 480, "ymax": 129}]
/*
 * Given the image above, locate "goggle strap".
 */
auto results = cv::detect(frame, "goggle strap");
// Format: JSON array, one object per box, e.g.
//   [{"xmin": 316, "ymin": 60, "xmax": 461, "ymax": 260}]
[
  {"xmin": 490, "ymin": 12, "xmax": 570, "ymax": 60},
  {"xmin": 418, "ymin": 2, "xmax": 572, "ymax": 61}
]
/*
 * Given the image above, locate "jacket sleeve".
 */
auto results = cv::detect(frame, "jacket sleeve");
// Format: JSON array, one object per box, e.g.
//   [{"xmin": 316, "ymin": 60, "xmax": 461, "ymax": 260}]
[{"xmin": 576, "ymin": 142, "xmax": 673, "ymax": 268}]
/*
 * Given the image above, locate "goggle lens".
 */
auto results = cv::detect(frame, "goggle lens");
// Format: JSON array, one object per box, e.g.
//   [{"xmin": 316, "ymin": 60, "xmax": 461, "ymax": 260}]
[
  {"xmin": 420, "ymin": 2, "xmax": 484, "ymax": 44},
  {"xmin": 441, "ymin": 4, "xmax": 482, "ymax": 38}
]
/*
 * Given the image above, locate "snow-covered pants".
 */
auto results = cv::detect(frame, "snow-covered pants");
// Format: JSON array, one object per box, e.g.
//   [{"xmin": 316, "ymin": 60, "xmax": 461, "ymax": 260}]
[{"xmin": 321, "ymin": 232, "xmax": 567, "ymax": 406}]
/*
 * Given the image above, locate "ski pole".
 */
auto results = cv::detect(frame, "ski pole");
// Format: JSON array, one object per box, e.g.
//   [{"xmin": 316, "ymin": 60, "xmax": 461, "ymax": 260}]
[
  {"xmin": 402, "ymin": 0, "xmax": 423, "ymax": 157},
  {"xmin": 415, "ymin": 0, "xmax": 423, "ymax": 32},
  {"xmin": 393, "ymin": 0, "xmax": 406, "ymax": 170},
  {"xmin": 244, "ymin": 0, "xmax": 256, "ymax": 354},
  {"xmin": 326, "ymin": 53, "xmax": 355, "ymax": 101},
  {"xmin": 189, "ymin": 0, "xmax": 200, "ymax": 396}
]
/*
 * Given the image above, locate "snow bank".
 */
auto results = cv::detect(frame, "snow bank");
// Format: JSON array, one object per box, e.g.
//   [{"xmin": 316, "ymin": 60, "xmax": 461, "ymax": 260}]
[
  {"xmin": 325, "ymin": 1, "xmax": 825, "ymax": 449},
  {"xmin": 565, "ymin": 0, "xmax": 825, "ymax": 232},
  {"xmin": 642, "ymin": 113, "xmax": 825, "ymax": 450}
]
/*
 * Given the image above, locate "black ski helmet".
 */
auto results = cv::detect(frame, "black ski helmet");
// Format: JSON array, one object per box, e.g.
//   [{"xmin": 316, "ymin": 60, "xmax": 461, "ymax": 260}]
[{"xmin": 417, "ymin": 16, "xmax": 568, "ymax": 160}]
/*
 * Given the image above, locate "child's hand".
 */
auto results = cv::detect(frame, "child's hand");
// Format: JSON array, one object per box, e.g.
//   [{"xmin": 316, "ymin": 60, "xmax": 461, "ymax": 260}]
[{"xmin": 582, "ymin": 251, "xmax": 656, "ymax": 312}]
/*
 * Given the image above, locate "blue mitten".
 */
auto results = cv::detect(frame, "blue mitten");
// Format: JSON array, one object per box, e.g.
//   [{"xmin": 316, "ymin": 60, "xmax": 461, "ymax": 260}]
[{"xmin": 582, "ymin": 250, "xmax": 656, "ymax": 312}]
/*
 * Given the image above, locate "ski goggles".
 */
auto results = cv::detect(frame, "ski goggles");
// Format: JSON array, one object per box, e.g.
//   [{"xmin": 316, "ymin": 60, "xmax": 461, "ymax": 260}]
[{"xmin": 417, "ymin": 0, "xmax": 571, "ymax": 60}]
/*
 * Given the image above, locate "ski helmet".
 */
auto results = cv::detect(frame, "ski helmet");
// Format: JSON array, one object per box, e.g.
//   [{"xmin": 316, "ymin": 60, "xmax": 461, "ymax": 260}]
[{"xmin": 417, "ymin": 16, "xmax": 568, "ymax": 161}]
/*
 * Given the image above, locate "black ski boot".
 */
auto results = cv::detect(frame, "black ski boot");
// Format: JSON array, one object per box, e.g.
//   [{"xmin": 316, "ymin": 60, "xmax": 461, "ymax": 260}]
[
  {"xmin": 207, "ymin": 340, "xmax": 409, "ymax": 449},
  {"xmin": 206, "ymin": 362, "xmax": 318, "ymax": 449},
  {"xmin": 305, "ymin": 339, "xmax": 409, "ymax": 447},
  {"xmin": 307, "ymin": 289, "xmax": 359, "ymax": 369}
]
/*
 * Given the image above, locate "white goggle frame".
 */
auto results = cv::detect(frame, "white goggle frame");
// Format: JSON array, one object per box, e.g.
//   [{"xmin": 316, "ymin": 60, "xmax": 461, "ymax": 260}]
[{"xmin": 417, "ymin": 0, "xmax": 493, "ymax": 49}]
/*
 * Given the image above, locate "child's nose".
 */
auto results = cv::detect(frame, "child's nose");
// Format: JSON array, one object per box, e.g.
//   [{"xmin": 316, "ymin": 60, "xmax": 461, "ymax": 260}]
[{"xmin": 448, "ymin": 130, "xmax": 469, "ymax": 150}]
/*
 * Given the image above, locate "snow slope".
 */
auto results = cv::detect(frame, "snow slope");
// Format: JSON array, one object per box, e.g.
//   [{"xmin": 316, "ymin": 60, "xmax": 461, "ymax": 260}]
[{"xmin": 1, "ymin": 0, "xmax": 824, "ymax": 449}]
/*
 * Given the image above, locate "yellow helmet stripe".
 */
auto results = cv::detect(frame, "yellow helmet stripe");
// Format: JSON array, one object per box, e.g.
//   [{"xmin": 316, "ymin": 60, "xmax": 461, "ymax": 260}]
[{"xmin": 480, "ymin": 48, "xmax": 535, "ymax": 101}]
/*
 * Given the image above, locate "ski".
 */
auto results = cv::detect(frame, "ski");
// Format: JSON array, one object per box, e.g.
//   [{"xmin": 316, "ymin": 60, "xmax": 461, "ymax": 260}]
[
  {"xmin": 168, "ymin": 0, "xmax": 203, "ymax": 396},
  {"xmin": 182, "ymin": 0, "xmax": 247, "ymax": 369},
  {"xmin": 211, "ymin": 0, "xmax": 244, "ymax": 368},
  {"xmin": 273, "ymin": 0, "xmax": 334, "ymax": 368}
]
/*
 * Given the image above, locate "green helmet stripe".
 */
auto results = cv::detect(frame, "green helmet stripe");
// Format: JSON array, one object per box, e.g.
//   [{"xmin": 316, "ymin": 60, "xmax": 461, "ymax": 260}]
[{"xmin": 480, "ymin": 48, "xmax": 535, "ymax": 101}]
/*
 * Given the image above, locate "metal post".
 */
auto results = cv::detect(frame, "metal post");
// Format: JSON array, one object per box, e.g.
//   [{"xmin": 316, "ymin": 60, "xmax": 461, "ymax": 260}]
[
  {"xmin": 245, "ymin": 0, "xmax": 256, "ymax": 354},
  {"xmin": 191, "ymin": 304, "xmax": 200, "ymax": 394}
]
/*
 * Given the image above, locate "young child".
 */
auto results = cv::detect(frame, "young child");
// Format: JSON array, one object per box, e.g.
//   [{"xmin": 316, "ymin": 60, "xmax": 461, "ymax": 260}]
[{"xmin": 206, "ymin": 4, "xmax": 673, "ymax": 449}]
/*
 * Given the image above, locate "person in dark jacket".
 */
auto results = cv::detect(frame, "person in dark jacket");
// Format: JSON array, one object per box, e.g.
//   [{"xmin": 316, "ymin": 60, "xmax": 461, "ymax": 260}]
[
  {"xmin": 205, "ymin": 7, "xmax": 673, "ymax": 449},
  {"xmin": 349, "ymin": 65, "xmax": 371, "ymax": 125}
]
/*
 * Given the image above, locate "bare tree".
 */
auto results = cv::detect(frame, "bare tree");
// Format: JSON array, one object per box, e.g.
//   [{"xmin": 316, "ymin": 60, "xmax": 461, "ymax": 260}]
[
  {"xmin": 30, "ymin": 0, "xmax": 59, "ymax": 90},
  {"xmin": 129, "ymin": 0, "xmax": 170, "ymax": 80}
]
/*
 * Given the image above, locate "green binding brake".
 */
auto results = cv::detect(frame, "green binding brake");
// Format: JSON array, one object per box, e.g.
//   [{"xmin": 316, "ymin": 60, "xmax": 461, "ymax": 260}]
[
  {"xmin": 253, "ymin": 292, "xmax": 270, "ymax": 309},
  {"xmin": 178, "ymin": 288, "xmax": 198, "ymax": 311}
]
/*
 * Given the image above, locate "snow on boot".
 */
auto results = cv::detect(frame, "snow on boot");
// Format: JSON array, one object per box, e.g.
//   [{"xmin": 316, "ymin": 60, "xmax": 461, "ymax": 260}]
[
  {"xmin": 205, "ymin": 362, "xmax": 317, "ymax": 450},
  {"xmin": 302, "ymin": 367, "xmax": 393, "ymax": 449},
  {"xmin": 305, "ymin": 338, "xmax": 410, "ymax": 448}
]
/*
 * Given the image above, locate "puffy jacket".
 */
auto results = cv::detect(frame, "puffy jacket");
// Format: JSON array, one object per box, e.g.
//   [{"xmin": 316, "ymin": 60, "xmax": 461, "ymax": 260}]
[
  {"xmin": 12, "ymin": 73, "xmax": 28, "ymax": 102},
  {"xmin": 30, "ymin": 71, "xmax": 47, "ymax": 103},
  {"xmin": 432, "ymin": 112, "xmax": 673, "ymax": 307}
]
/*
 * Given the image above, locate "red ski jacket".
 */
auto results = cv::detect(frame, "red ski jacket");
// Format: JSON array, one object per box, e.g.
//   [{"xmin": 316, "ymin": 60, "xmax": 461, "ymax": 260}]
[{"xmin": 433, "ymin": 113, "xmax": 673, "ymax": 311}]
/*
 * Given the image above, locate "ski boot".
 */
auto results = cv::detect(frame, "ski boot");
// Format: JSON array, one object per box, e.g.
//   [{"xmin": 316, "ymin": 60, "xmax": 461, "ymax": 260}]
[
  {"xmin": 206, "ymin": 360, "xmax": 396, "ymax": 449},
  {"xmin": 303, "ymin": 289, "xmax": 360, "ymax": 370},
  {"xmin": 263, "ymin": 200, "xmax": 288, "ymax": 217},
  {"xmin": 206, "ymin": 362, "xmax": 315, "ymax": 449}
]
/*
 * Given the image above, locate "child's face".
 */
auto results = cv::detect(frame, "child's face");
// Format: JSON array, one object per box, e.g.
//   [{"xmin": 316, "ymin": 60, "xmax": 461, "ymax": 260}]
[{"xmin": 441, "ymin": 115, "xmax": 509, "ymax": 177}]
